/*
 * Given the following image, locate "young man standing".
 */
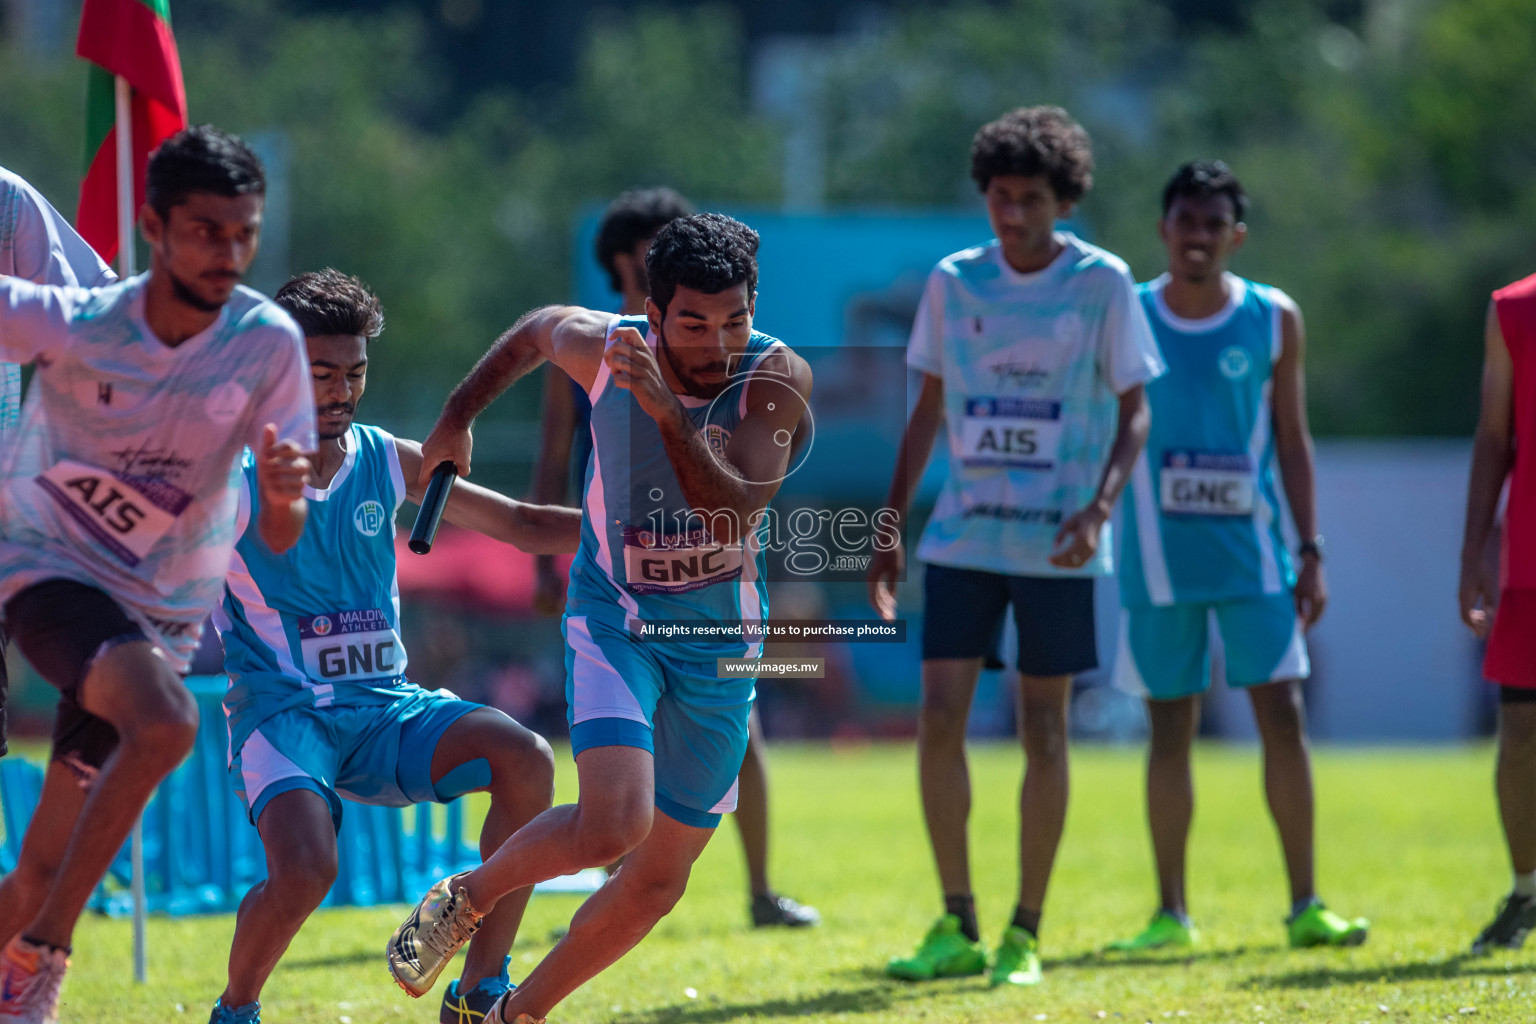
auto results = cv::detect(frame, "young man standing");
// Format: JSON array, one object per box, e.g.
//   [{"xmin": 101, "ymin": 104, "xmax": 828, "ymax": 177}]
[
  {"xmin": 207, "ymin": 269, "xmax": 583, "ymax": 1024},
  {"xmin": 1460, "ymin": 267, "xmax": 1536, "ymax": 953},
  {"xmin": 0, "ymin": 166, "xmax": 118, "ymax": 761},
  {"xmin": 387, "ymin": 213, "xmax": 812, "ymax": 1023},
  {"xmin": 0, "ymin": 126, "xmax": 315, "ymax": 1022},
  {"xmin": 532, "ymin": 186, "xmax": 817, "ymax": 929},
  {"xmin": 1107, "ymin": 161, "xmax": 1368, "ymax": 953},
  {"xmin": 869, "ymin": 107, "xmax": 1163, "ymax": 987}
]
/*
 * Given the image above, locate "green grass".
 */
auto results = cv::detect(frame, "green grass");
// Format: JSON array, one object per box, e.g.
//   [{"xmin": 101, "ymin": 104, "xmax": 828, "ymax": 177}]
[{"xmin": 48, "ymin": 742, "xmax": 1536, "ymax": 1022}]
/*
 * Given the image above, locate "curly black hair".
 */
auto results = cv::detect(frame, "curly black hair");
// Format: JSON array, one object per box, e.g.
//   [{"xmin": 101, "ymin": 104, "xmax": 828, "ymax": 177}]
[
  {"xmin": 1161, "ymin": 160, "xmax": 1249, "ymax": 222},
  {"xmin": 275, "ymin": 269, "xmax": 385, "ymax": 340},
  {"xmin": 969, "ymin": 106, "xmax": 1094, "ymax": 202},
  {"xmin": 645, "ymin": 213, "xmax": 759, "ymax": 317},
  {"xmin": 146, "ymin": 124, "xmax": 265, "ymax": 219},
  {"xmin": 595, "ymin": 188, "xmax": 696, "ymax": 293}
]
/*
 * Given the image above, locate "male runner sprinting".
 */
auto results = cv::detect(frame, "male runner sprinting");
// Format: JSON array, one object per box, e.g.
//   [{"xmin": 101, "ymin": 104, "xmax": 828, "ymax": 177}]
[
  {"xmin": 1105, "ymin": 161, "xmax": 1368, "ymax": 953},
  {"xmin": 206, "ymin": 269, "xmax": 581, "ymax": 1024},
  {"xmin": 0, "ymin": 126, "xmax": 315, "ymax": 1023},
  {"xmin": 868, "ymin": 106, "xmax": 1163, "ymax": 987},
  {"xmin": 387, "ymin": 213, "xmax": 811, "ymax": 1023},
  {"xmin": 1460, "ymin": 268, "xmax": 1536, "ymax": 953},
  {"xmin": 532, "ymin": 187, "xmax": 818, "ymax": 929},
  {"xmin": 0, "ymin": 166, "xmax": 118, "ymax": 764}
]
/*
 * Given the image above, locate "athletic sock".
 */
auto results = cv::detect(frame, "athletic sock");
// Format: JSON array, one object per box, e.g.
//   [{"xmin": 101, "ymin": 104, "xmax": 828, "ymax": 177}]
[
  {"xmin": 1289, "ymin": 895, "xmax": 1321, "ymax": 921},
  {"xmin": 1160, "ymin": 906, "xmax": 1193, "ymax": 927},
  {"xmin": 943, "ymin": 893, "xmax": 980, "ymax": 943},
  {"xmin": 1513, "ymin": 872, "xmax": 1536, "ymax": 899},
  {"xmin": 16, "ymin": 934, "xmax": 69, "ymax": 956},
  {"xmin": 1011, "ymin": 905, "xmax": 1041, "ymax": 938}
]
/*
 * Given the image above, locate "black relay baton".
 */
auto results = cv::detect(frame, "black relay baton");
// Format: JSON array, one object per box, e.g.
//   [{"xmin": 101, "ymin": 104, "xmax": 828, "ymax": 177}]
[{"xmin": 408, "ymin": 461, "xmax": 458, "ymax": 555}]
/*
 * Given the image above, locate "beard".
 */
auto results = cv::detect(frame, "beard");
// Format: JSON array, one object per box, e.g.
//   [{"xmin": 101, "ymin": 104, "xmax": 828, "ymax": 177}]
[
  {"xmin": 317, "ymin": 404, "xmax": 355, "ymax": 440},
  {"xmin": 169, "ymin": 270, "xmax": 226, "ymax": 313},
  {"xmin": 657, "ymin": 327, "xmax": 729, "ymax": 400}
]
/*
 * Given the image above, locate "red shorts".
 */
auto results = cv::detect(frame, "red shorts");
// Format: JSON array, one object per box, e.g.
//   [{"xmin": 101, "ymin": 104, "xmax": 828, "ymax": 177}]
[{"xmin": 1486, "ymin": 590, "xmax": 1536, "ymax": 688}]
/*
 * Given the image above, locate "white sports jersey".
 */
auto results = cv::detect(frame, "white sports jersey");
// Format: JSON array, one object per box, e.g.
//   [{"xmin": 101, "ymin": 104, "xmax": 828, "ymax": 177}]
[
  {"xmin": 0, "ymin": 166, "xmax": 117, "ymax": 448},
  {"xmin": 0, "ymin": 275, "xmax": 316, "ymax": 669},
  {"xmin": 907, "ymin": 233, "xmax": 1164, "ymax": 577}
]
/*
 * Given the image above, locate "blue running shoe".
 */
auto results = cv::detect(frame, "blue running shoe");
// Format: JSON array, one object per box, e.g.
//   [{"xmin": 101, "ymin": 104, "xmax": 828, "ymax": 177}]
[
  {"xmin": 440, "ymin": 956, "xmax": 514, "ymax": 1024},
  {"xmin": 209, "ymin": 998, "xmax": 260, "ymax": 1024}
]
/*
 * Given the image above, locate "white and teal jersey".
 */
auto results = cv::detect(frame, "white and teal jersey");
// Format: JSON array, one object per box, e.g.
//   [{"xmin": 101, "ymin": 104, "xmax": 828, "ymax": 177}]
[
  {"xmin": 908, "ymin": 234, "xmax": 1165, "ymax": 577},
  {"xmin": 0, "ymin": 275, "xmax": 315, "ymax": 669},
  {"xmin": 216, "ymin": 423, "xmax": 412, "ymax": 754},
  {"xmin": 1120, "ymin": 274, "xmax": 1295, "ymax": 607},
  {"xmin": 1, "ymin": 166, "xmax": 116, "ymax": 450},
  {"xmin": 567, "ymin": 315, "xmax": 777, "ymax": 661}
]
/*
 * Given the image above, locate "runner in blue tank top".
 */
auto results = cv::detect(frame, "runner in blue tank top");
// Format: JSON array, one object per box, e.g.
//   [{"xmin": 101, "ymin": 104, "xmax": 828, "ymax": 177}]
[
  {"xmin": 206, "ymin": 270, "xmax": 582, "ymax": 1024},
  {"xmin": 1107, "ymin": 162, "xmax": 1368, "ymax": 955},
  {"xmin": 388, "ymin": 214, "xmax": 813, "ymax": 1023}
]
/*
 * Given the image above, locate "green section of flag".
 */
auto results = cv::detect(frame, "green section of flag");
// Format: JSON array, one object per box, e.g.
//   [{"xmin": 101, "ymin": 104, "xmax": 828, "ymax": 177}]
[
  {"xmin": 82, "ymin": 64, "xmax": 116, "ymax": 173},
  {"xmin": 134, "ymin": 0, "xmax": 172, "ymax": 23}
]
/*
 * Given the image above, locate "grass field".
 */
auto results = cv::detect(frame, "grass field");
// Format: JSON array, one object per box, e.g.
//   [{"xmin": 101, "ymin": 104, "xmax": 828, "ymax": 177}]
[{"xmin": 45, "ymin": 741, "xmax": 1536, "ymax": 1023}]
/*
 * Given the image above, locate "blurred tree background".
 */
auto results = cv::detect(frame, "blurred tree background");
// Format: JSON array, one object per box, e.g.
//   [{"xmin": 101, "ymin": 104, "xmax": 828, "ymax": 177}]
[{"xmin": 3, "ymin": 0, "xmax": 1534, "ymax": 489}]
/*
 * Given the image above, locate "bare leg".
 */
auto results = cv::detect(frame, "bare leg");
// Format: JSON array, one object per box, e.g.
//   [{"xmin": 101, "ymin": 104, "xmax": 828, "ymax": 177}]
[
  {"xmin": 918, "ymin": 659, "xmax": 984, "ymax": 898},
  {"xmin": 220, "ymin": 790, "xmax": 338, "ymax": 1007},
  {"xmin": 1248, "ymin": 680, "xmax": 1314, "ymax": 904},
  {"xmin": 458, "ymin": 745, "xmax": 654, "ymax": 912},
  {"xmin": 495, "ymin": 810, "xmax": 714, "ymax": 1020},
  {"xmin": 1496, "ymin": 703, "xmax": 1536, "ymax": 875},
  {"xmin": 437, "ymin": 709, "xmax": 555, "ymax": 991},
  {"xmin": 0, "ymin": 763, "xmax": 85, "ymax": 949},
  {"xmin": 1015, "ymin": 674, "xmax": 1072, "ymax": 928},
  {"xmin": 22, "ymin": 642, "xmax": 198, "ymax": 949},
  {"xmin": 733, "ymin": 709, "xmax": 770, "ymax": 898},
  {"xmin": 1145, "ymin": 696, "xmax": 1201, "ymax": 915}
]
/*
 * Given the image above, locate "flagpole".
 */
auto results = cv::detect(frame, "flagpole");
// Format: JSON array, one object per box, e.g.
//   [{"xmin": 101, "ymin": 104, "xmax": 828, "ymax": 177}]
[{"xmin": 114, "ymin": 71, "xmax": 148, "ymax": 988}]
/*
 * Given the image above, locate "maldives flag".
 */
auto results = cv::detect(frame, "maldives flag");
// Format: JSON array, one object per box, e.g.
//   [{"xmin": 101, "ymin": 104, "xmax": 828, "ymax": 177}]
[{"xmin": 74, "ymin": 0, "xmax": 188, "ymax": 265}]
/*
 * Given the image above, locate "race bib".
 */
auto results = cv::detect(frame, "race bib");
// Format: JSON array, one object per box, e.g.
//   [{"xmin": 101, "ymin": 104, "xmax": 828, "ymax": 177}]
[
  {"xmin": 960, "ymin": 398, "xmax": 1063, "ymax": 470},
  {"xmin": 1159, "ymin": 451, "xmax": 1255, "ymax": 516},
  {"xmin": 36, "ymin": 460, "xmax": 192, "ymax": 567},
  {"xmin": 298, "ymin": 608, "xmax": 406, "ymax": 683},
  {"xmin": 622, "ymin": 526, "xmax": 743, "ymax": 595}
]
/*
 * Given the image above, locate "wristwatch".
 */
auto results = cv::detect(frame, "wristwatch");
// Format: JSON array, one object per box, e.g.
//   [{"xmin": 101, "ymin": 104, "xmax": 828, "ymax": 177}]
[{"xmin": 1298, "ymin": 536, "xmax": 1324, "ymax": 562}]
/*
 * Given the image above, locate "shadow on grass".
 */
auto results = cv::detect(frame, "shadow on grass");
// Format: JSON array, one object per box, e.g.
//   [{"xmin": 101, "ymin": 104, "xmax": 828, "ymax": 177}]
[
  {"xmin": 1245, "ymin": 954, "xmax": 1534, "ymax": 990},
  {"xmin": 1051, "ymin": 946, "xmax": 1260, "ymax": 969},
  {"xmin": 608, "ymin": 984, "xmax": 912, "ymax": 1024}
]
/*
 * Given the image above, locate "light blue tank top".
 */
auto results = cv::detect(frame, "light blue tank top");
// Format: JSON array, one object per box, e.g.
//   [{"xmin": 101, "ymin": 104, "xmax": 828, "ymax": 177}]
[
  {"xmin": 216, "ymin": 423, "xmax": 412, "ymax": 750},
  {"xmin": 1119, "ymin": 274, "xmax": 1294, "ymax": 606},
  {"xmin": 566, "ymin": 315, "xmax": 777, "ymax": 660}
]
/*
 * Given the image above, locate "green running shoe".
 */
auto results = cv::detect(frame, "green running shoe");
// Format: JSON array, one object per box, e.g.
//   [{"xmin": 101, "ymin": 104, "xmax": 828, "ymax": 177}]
[
  {"xmin": 989, "ymin": 926, "xmax": 1042, "ymax": 987},
  {"xmin": 1104, "ymin": 910, "xmax": 1199, "ymax": 953},
  {"xmin": 885, "ymin": 914, "xmax": 987, "ymax": 980},
  {"xmin": 1287, "ymin": 901, "xmax": 1369, "ymax": 948}
]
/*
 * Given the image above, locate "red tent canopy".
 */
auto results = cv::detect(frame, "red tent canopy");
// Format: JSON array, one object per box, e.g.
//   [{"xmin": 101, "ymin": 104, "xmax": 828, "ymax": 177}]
[{"xmin": 394, "ymin": 524, "xmax": 572, "ymax": 613}]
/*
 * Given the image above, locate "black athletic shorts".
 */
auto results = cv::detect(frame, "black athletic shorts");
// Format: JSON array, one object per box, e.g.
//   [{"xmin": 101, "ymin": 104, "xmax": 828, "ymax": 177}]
[
  {"xmin": 1501, "ymin": 685, "xmax": 1536, "ymax": 705},
  {"xmin": 5, "ymin": 579, "xmax": 147, "ymax": 788},
  {"xmin": 922, "ymin": 563, "xmax": 1097, "ymax": 677}
]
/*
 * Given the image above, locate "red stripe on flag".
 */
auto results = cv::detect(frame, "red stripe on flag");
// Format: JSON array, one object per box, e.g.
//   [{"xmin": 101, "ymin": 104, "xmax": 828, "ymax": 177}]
[
  {"xmin": 75, "ymin": 0, "xmax": 186, "ymax": 120},
  {"xmin": 75, "ymin": 94, "xmax": 188, "ymax": 264}
]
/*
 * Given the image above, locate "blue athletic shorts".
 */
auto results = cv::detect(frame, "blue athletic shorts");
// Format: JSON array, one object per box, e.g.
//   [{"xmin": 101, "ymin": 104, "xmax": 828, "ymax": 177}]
[
  {"xmin": 563, "ymin": 613, "xmax": 754, "ymax": 829},
  {"xmin": 1114, "ymin": 592, "xmax": 1310, "ymax": 701},
  {"xmin": 922, "ymin": 563, "xmax": 1097, "ymax": 676},
  {"xmin": 229, "ymin": 685, "xmax": 479, "ymax": 831}
]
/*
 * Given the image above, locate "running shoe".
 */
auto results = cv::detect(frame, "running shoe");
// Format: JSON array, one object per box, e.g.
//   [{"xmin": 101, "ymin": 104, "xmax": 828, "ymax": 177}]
[
  {"xmin": 1287, "ymin": 900, "xmax": 1369, "ymax": 948},
  {"xmin": 208, "ymin": 998, "xmax": 261, "ymax": 1024},
  {"xmin": 751, "ymin": 892, "xmax": 821, "ymax": 928},
  {"xmin": 482, "ymin": 993, "xmax": 545, "ymax": 1024},
  {"xmin": 388, "ymin": 873, "xmax": 485, "ymax": 997},
  {"xmin": 441, "ymin": 956, "xmax": 513, "ymax": 1024},
  {"xmin": 1471, "ymin": 892, "xmax": 1536, "ymax": 954},
  {"xmin": 989, "ymin": 926, "xmax": 1042, "ymax": 987},
  {"xmin": 1104, "ymin": 910, "xmax": 1199, "ymax": 953},
  {"xmin": 0, "ymin": 937, "xmax": 68, "ymax": 1024},
  {"xmin": 885, "ymin": 914, "xmax": 987, "ymax": 980}
]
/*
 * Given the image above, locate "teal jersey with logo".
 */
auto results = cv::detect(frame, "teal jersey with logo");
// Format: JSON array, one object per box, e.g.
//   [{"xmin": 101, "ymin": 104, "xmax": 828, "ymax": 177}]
[
  {"xmin": 1119, "ymin": 274, "xmax": 1295, "ymax": 606},
  {"xmin": 908, "ymin": 234, "xmax": 1165, "ymax": 577},
  {"xmin": 566, "ymin": 314, "xmax": 778, "ymax": 660},
  {"xmin": 215, "ymin": 423, "xmax": 411, "ymax": 752}
]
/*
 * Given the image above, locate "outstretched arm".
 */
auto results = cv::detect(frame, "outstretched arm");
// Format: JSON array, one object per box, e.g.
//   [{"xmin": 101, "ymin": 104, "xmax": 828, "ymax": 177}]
[
  {"xmin": 418, "ymin": 305, "xmax": 610, "ymax": 486},
  {"xmin": 396, "ymin": 438, "xmax": 581, "ymax": 554},
  {"xmin": 1272, "ymin": 299, "xmax": 1326, "ymax": 627},
  {"xmin": 1461, "ymin": 300, "xmax": 1515, "ymax": 637}
]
